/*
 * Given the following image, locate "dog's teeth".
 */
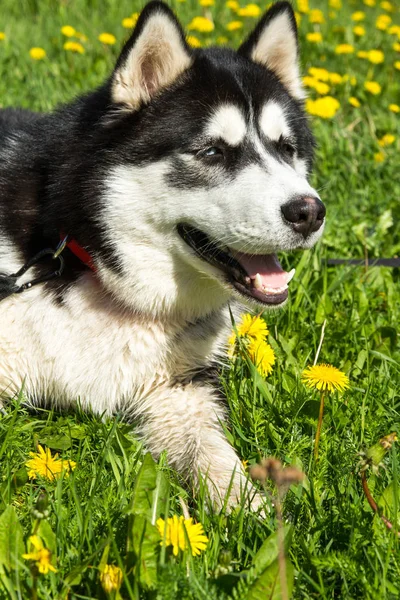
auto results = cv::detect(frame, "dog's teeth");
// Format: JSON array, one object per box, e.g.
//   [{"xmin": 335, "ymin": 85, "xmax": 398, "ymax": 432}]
[
  {"xmin": 253, "ymin": 273, "xmax": 263, "ymax": 290},
  {"xmin": 245, "ymin": 276, "xmax": 251, "ymax": 284},
  {"xmin": 286, "ymin": 268, "xmax": 296, "ymax": 284},
  {"xmin": 262, "ymin": 285, "xmax": 288, "ymax": 295}
]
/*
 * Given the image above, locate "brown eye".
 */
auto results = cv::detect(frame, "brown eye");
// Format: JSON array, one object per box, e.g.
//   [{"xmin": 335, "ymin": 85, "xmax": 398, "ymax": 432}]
[{"xmin": 278, "ymin": 136, "xmax": 296, "ymax": 158}]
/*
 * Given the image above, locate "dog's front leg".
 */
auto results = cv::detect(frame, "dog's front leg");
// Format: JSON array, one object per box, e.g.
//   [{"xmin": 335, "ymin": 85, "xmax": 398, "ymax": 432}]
[{"xmin": 135, "ymin": 383, "xmax": 260, "ymax": 510}]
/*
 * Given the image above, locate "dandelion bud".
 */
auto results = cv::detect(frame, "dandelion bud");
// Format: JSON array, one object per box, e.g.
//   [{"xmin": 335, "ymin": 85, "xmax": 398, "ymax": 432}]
[
  {"xmin": 366, "ymin": 433, "xmax": 398, "ymax": 467},
  {"xmin": 99, "ymin": 564, "xmax": 123, "ymax": 594},
  {"xmin": 32, "ymin": 491, "xmax": 50, "ymax": 519}
]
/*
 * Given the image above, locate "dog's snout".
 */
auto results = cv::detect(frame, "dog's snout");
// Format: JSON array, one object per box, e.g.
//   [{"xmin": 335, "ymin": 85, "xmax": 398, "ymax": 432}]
[{"xmin": 281, "ymin": 196, "xmax": 326, "ymax": 239}]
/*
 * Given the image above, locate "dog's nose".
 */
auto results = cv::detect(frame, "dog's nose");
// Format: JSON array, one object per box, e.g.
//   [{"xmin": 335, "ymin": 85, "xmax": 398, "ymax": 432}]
[{"xmin": 281, "ymin": 196, "xmax": 326, "ymax": 239}]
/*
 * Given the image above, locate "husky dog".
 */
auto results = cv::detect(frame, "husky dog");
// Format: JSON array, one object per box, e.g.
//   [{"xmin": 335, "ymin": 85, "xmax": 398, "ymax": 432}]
[{"xmin": 0, "ymin": 1, "xmax": 325, "ymax": 508}]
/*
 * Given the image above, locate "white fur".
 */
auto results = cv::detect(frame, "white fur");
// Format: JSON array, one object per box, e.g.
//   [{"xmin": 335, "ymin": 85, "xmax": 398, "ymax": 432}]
[
  {"xmin": 250, "ymin": 11, "xmax": 304, "ymax": 99},
  {"xmin": 206, "ymin": 105, "xmax": 247, "ymax": 147},
  {"xmin": 259, "ymin": 101, "xmax": 291, "ymax": 141}
]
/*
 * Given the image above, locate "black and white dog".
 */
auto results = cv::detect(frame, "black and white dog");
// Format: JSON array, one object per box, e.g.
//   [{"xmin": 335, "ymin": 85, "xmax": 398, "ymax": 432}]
[{"xmin": 0, "ymin": 1, "xmax": 324, "ymax": 508}]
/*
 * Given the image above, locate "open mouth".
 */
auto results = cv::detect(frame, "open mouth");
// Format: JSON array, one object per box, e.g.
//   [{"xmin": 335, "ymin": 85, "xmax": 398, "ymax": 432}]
[{"xmin": 177, "ymin": 224, "xmax": 295, "ymax": 306}]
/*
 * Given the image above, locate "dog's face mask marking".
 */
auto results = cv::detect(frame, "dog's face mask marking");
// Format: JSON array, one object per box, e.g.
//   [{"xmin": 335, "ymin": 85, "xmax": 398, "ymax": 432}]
[{"xmin": 100, "ymin": 1, "xmax": 325, "ymax": 315}]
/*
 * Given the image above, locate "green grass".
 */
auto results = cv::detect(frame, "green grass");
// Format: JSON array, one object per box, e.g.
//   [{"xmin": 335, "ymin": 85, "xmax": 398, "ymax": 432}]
[{"xmin": 1, "ymin": 0, "xmax": 400, "ymax": 598}]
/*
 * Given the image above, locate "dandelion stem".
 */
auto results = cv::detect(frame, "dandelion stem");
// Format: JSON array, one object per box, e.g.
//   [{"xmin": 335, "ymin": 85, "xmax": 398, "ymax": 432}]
[
  {"xmin": 276, "ymin": 490, "xmax": 289, "ymax": 600},
  {"xmin": 361, "ymin": 471, "xmax": 400, "ymax": 538},
  {"xmin": 314, "ymin": 390, "xmax": 326, "ymax": 462}
]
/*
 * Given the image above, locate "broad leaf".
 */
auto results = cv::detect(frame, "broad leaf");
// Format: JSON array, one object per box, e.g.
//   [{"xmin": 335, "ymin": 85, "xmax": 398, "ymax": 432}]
[
  {"xmin": 253, "ymin": 525, "xmax": 293, "ymax": 575},
  {"xmin": 246, "ymin": 558, "xmax": 295, "ymax": 600},
  {"xmin": 0, "ymin": 506, "xmax": 25, "ymax": 574}
]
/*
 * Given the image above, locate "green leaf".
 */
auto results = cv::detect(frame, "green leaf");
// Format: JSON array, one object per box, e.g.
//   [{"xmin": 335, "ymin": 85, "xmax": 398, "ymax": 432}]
[
  {"xmin": 126, "ymin": 453, "xmax": 160, "ymax": 589},
  {"xmin": 37, "ymin": 520, "xmax": 57, "ymax": 555},
  {"xmin": 130, "ymin": 515, "xmax": 159, "ymax": 589},
  {"xmin": 128, "ymin": 453, "xmax": 157, "ymax": 517},
  {"xmin": 246, "ymin": 558, "xmax": 294, "ymax": 600},
  {"xmin": 10, "ymin": 467, "xmax": 28, "ymax": 490},
  {"xmin": 0, "ymin": 506, "xmax": 25, "ymax": 574},
  {"xmin": 38, "ymin": 434, "xmax": 72, "ymax": 450},
  {"xmin": 252, "ymin": 525, "xmax": 293, "ymax": 575}
]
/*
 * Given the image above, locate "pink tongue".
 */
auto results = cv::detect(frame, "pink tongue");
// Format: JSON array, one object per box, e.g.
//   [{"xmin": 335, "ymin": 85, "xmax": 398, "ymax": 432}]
[{"xmin": 232, "ymin": 252, "xmax": 288, "ymax": 288}]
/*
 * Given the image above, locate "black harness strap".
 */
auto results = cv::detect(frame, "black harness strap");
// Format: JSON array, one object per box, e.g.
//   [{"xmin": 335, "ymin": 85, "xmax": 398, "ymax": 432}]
[{"xmin": 0, "ymin": 247, "xmax": 65, "ymax": 302}]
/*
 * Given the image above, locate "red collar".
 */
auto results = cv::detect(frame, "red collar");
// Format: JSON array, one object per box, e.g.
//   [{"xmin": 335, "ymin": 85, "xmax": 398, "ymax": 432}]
[{"xmin": 60, "ymin": 233, "xmax": 96, "ymax": 272}]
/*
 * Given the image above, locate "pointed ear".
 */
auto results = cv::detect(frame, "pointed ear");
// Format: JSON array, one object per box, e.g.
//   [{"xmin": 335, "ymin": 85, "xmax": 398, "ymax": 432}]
[
  {"xmin": 111, "ymin": 1, "xmax": 192, "ymax": 110},
  {"xmin": 238, "ymin": 2, "xmax": 304, "ymax": 99}
]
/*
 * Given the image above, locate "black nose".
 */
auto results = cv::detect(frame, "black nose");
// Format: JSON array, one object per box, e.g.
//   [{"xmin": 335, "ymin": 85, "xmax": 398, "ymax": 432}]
[{"xmin": 281, "ymin": 196, "xmax": 326, "ymax": 239}]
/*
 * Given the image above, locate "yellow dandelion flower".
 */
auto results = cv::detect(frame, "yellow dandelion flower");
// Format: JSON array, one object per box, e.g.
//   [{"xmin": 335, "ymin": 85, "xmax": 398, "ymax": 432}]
[
  {"xmin": 315, "ymin": 81, "xmax": 330, "ymax": 94},
  {"xmin": 237, "ymin": 314, "xmax": 269, "ymax": 340},
  {"xmin": 297, "ymin": 0, "xmax": 309, "ymax": 14},
  {"xmin": 380, "ymin": 0, "xmax": 394, "ymax": 10},
  {"xmin": 306, "ymin": 32, "xmax": 322, "ymax": 43},
  {"xmin": 308, "ymin": 67, "xmax": 330, "ymax": 81},
  {"xmin": 378, "ymin": 133, "xmax": 395, "ymax": 146},
  {"xmin": 309, "ymin": 9, "xmax": 325, "ymax": 24},
  {"xmin": 131, "ymin": 12, "xmax": 140, "ymax": 22},
  {"xmin": 368, "ymin": 49, "xmax": 384, "ymax": 64},
  {"xmin": 364, "ymin": 80, "xmax": 381, "ymax": 95},
  {"xmin": 363, "ymin": 0, "xmax": 376, "ymax": 5},
  {"xmin": 328, "ymin": 72, "xmax": 343, "ymax": 84},
  {"xmin": 374, "ymin": 151, "xmax": 385, "ymax": 162},
  {"xmin": 388, "ymin": 25, "xmax": 400, "ymax": 36},
  {"xmin": 395, "ymin": 61, "xmax": 400, "ymax": 70},
  {"xmin": 329, "ymin": 0, "xmax": 342, "ymax": 8},
  {"xmin": 187, "ymin": 35, "xmax": 201, "ymax": 47},
  {"xmin": 237, "ymin": 4, "xmax": 261, "ymax": 18},
  {"xmin": 389, "ymin": 103, "xmax": 400, "ymax": 113},
  {"xmin": 200, "ymin": 0, "xmax": 214, "ymax": 6},
  {"xmin": 217, "ymin": 36, "xmax": 228, "ymax": 45},
  {"xmin": 306, "ymin": 96, "xmax": 340, "ymax": 118},
  {"xmin": 335, "ymin": 44, "xmax": 354, "ymax": 54},
  {"xmin": 226, "ymin": 20, "xmax": 243, "ymax": 31},
  {"xmin": 302, "ymin": 364, "xmax": 349, "ymax": 393},
  {"xmin": 61, "ymin": 25, "xmax": 76, "ymax": 37},
  {"xmin": 26, "ymin": 444, "xmax": 76, "ymax": 481},
  {"xmin": 351, "ymin": 11, "xmax": 365, "ymax": 21},
  {"xmin": 349, "ymin": 96, "xmax": 361, "ymax": 107},
  {"xmin": 22, "ymin": 536, "xmax": 57, "ymax": 575},
  {"xmin": 122, "ymin": 17, "xmax": 135, "ymax": 29},
  {"xmin": 357, "ymin": 50, "xmax": 368, "ymax": 58},
  {"xmin": 0, "ymin": 32, "xmax": 5, "ymax": 41},
  {"xmin": 353, "ymin": 25, "xmax": 366, "ymax": 36},
  {"xmin": 98, "ymin": 32, "xmax": 116, "ymax": 45},
  {"xmin": 157, "ymin": 515, "xmax": 208, "ymax": 556},
  {"xmin": 99, "ymin": 564, "xmax": 123, "ymax": 593},
  {"xmin": 294, "ymin": 12, "xmax": 302, "ymax": 26},
  {"xmin": 393, "ymin": 43, "xmax": 400, "ymax": 52},
  {"xmin": 188, "ymin": 16, "xmax": 214, "ymax": 32},
  {"xmin": 29, "ymin": 47, "xmax": 46, "ymax": 60},
  {"xmin": 248, "ymin": 338, "xmax": 275, "ymax": 377},
  {"xmin": 63, "ymin": 41, "xmax": 85, "ymax": 54},
  {"xmin": 376, "ymin": 14, "xmax": 391, "ymax": 30},
  {"xmin": 226, "ymin": 0, "xmax": 239, "ymax": 10}
]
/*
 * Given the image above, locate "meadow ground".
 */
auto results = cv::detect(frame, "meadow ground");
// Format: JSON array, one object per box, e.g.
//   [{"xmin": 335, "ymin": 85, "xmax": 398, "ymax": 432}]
[{"xmin": 0, "ymin": 0, "xmax": 399, "ymax": 598}]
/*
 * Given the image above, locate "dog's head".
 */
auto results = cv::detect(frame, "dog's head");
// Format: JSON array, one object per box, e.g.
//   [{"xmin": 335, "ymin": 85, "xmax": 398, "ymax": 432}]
[{"xmin": 91, "ymin": 1, "xmax": 324, "ymax": 318}]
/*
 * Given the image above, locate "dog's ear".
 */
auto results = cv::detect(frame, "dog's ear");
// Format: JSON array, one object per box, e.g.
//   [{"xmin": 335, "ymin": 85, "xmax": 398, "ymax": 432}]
[
  {"xmin": 238, "ymin": 2, "xmax": 303, "ymax": 99},
  {"xmin": 111, "ymin": 1, "xmax": 192, "ymax": 109}
]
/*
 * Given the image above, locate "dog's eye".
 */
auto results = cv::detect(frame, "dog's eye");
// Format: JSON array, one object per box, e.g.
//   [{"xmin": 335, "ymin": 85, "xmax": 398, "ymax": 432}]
[
  {"xmin": 200, "ymin": 146, "xmax": 224, "ymax": 158},
  {"xmin": 278, "ymin": 137, "xmax": 296, "ymax": 158}
]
